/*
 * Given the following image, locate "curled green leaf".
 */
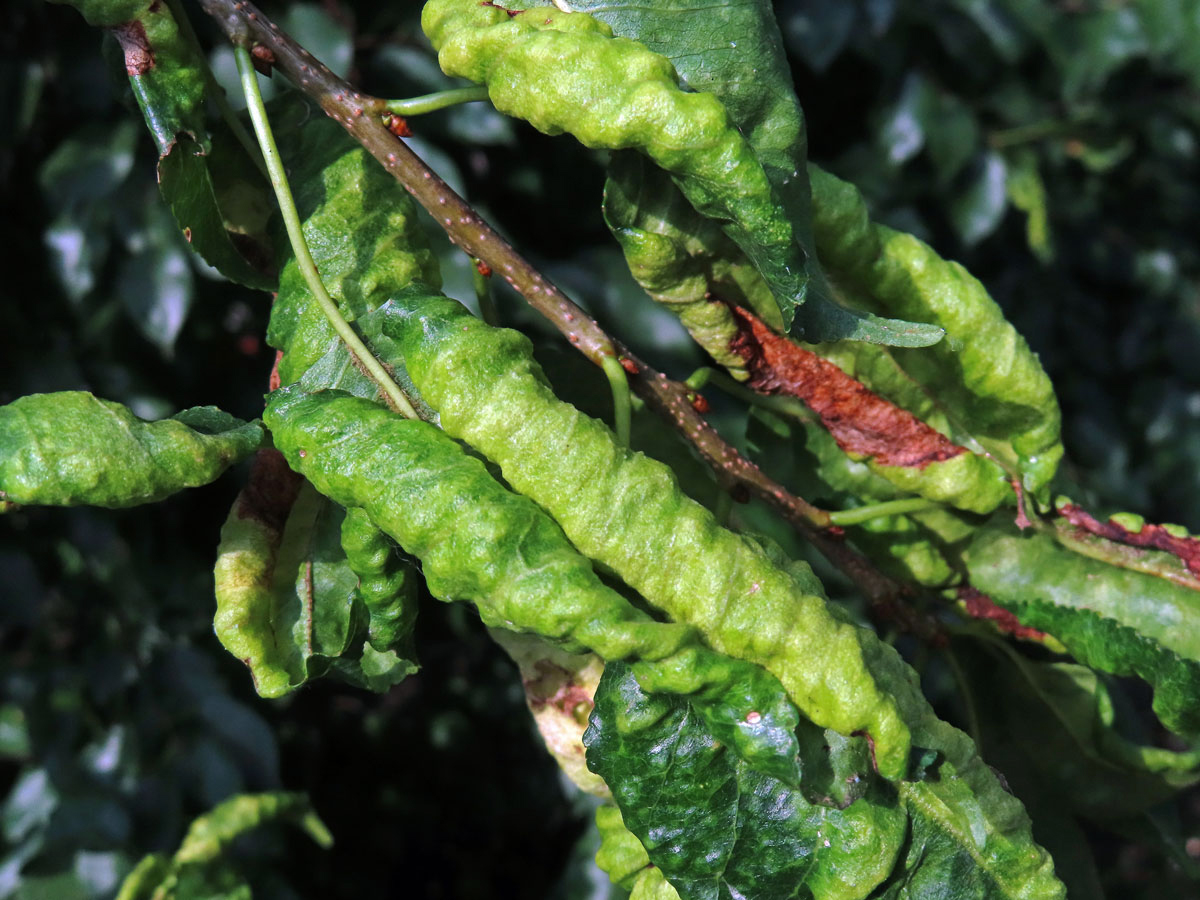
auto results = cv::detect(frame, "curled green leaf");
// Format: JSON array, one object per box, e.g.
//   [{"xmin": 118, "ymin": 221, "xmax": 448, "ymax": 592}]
[
  {"xmin": 340, "ymin": 507, "xmax": 419, "ymax": 656},
  {"xmin": 421, "ymin": 0, "xmax": 941, "ymax": 346},
  {"xmin": 115, "ymin": 792, "xmax": 331, "ymax": 900},
  {"xmin": 214, "ymin": 472, "xmax": 418, "ymax": 699},
  {"xmin": 604, "ymin": 153, "xmax": 777, "ymax": 378},
  {"xmin": 808, "ymin": 166, "xmax": 1063, "ymax": 497},
  {"xmin": 0, "ymin": 392, "xmax": 263, "ymax": 509},
  {"xmin": 266, "ymin": 110, "xmax": 441, "ymax": 388},
  {"xmin": 264, "ymin": 385, "xmax": 805, "ymax": 782},
  {"xmin": 380, "ymin": 292, "xmax": 912, "ymax": 780}
]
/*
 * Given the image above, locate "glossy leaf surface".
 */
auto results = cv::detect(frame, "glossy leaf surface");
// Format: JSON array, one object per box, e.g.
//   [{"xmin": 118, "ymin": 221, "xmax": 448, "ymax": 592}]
[
  {"xmin": 586, "ymin": 663, "xmax": 906, "ymax": 900},
  {"xmin": 967, "ymin": 524, "xmax": 1200, "ymax": 737},
  {"xmin": 421, "ymin": 0, "xmax": 941, "ymax": 346},
  {"xmin": 382, "ymin": 291, "xmax": 913, "ymax": 779},
  {"xmin": 0, "ymin": 392, "xmax": 263, "ymax": 509},
  {"xmin": 264, "ymin": 386, "xmax": 805, "ymax": 781}
]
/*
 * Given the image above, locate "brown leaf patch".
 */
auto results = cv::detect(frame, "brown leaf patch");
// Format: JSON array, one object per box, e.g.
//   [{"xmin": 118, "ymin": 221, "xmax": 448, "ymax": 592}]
[
  {"xmin": 1058, "ymin": 503, "xmax": 1200, "ymax": 578},
  {"xmin": 958, "ymin": 586, "xmax": 1049, "ymax": 643},
  {"xmin": 235, "ymin": 449, "xmax": 302, "ymax": 532},
  {"xmin": 111, "ymin": 21, "xmax": 154, "ymax": 76},
  {"xmin": 728, "ymin": 306, "xmax": 964, "ymax": 468}
]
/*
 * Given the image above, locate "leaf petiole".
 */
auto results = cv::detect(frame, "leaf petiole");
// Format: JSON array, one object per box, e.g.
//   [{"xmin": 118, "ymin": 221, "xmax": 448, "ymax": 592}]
[
  {"xmin": 600, "ymin": 356, "xmax": 632, "ymax": 448},
  {"xmin": 234, "ymin": 45, "xmax": 419, "ymax": 420},
  {"xmin": 382, "ymin": 85, "xmax": 490, "ymax": 117},
  {"xmin": 828, "ymin": 497, "xmax": 940, "ymax": 526}
]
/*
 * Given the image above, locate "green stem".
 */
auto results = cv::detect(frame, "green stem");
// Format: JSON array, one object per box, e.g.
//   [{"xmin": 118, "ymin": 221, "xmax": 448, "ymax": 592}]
[
  {"xmin": 381, "ymin": 86, "xmax": 491, "ymax": 117},
  {"xmin": 601, "ymin": 356, "xmax": 632, "ymax": 448},
  {"xmin": 234, "ymin": 46, "xmax": 419, "ymax": 421},
  {"xmin": 828, "ymin": 497, "xmax": 940, "ymax": 527},
  {"xmin": 473, "ymin": 262, "xmax": 498, "ymax": 326},
  {"xmin": 687, "ymin": 367, "xmax": 813, "ymax": 422}
]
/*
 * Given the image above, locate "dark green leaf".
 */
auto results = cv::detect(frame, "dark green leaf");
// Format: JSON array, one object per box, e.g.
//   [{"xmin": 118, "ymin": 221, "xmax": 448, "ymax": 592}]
[
  {"xmin": 157, "ymin": 137, "xmax": 276, "ymax": 290},
  {"xmin": 966, "ymin": 524, "xmax": 1200, "ymax": 738},
  {"xmin": 585, "ymin": 662, "xmax": 907, "ymax": 900}
]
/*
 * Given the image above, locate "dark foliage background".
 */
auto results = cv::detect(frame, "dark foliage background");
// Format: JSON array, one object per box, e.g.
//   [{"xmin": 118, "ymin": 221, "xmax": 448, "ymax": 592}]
[{"xmin": 2, "ymin": 0, "xmax": 1199, "ymax": 897}]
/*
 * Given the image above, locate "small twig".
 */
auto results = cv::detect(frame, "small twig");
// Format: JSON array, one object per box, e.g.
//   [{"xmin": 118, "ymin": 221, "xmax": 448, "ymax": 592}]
[{"xmin": 197, "ymin": 0, "xmax": 921, "ymax": 608}]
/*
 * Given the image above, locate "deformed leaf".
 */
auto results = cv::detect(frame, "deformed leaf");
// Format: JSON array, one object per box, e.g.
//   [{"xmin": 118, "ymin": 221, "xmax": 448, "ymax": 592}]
[
  {"xmin": 340, "ymin": 506, "xmax": 419, "ymax": 656},
  {"xmin": 263, "ymin": 386, "xmax": 804, "ymax": 782},
  {"xmin": 383, "ymin": 291, "xmax": 913, "ymax": 779},
  {"xmin": 213, "ymin": 473, "xmax": 418, "ymax": 699},
  {"xmin": 0, "ymin": 392, "xmax": 264, "ymax": 509},
  {"xmin": 585, "ymin": 662, "xmax": 907, "ymax": 900},
  {"xmin": 603, "ymin": 153, "xmax": 775, "ymax": 378},
  {"xmin": 808, "ymin": 165, "xmax": 1063, "ymax": 499},
  {"xmin": 115, "ymin": 792, "xmax": 331, "ymax": 900},
  {"xmin": 732, "ymin": 304, "xmax": 1013, "ymax": 514},
  {"xmin": 966, "ymin": 524, "xmax": 1200, "ymax": 738},
  {"xmin": 489, "ymin": 630, "xmax": 611, "ymax": 798},
  {"xmin": 855, "ymin": 636, "xmax": 1066, "ymax": 900},
  {"xmin": 422, "ymin": 0, "xmax": 942, "ymax": 347},
  {"xmin": 266, "ymin": 110, "xmax": 441, "ymax": 387}
]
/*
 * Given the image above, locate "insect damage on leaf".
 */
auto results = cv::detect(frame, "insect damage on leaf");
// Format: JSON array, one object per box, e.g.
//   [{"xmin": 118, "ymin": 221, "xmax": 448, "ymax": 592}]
[
  {"xmin": 0, "ymin": 392, "xmax": 265, "ymax": 509},
  {"xmin": 957, "ymin": 586, "xmax": 1053, "ymax": 645},
  {"xmin": 808, "ymin": 165, "xmax": 1063, "ymax": 498}
]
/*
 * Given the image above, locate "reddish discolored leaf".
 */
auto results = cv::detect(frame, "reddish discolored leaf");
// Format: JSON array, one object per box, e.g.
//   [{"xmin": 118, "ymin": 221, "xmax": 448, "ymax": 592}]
[
  {"xmin": 729, "ymin": 305, "xmax": 965, "ymax": 469},
  {"xmin": 1057, "ymin": 503, "xmax": 1200, "ymax": 580},
  {"xmin": 957, "ymin": 586, "xmax": 1050, "ymax": 644},
  {"xmin": 111, "ymin": 19, "xmax": 153, "ymax": 75},
  {"xmin": 234, "ymin": 448, "xmax": 303, "ymax": 533}
]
